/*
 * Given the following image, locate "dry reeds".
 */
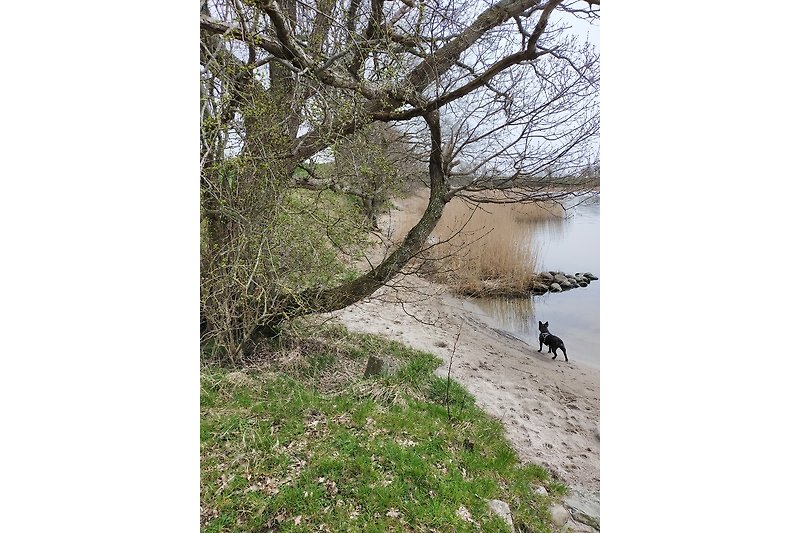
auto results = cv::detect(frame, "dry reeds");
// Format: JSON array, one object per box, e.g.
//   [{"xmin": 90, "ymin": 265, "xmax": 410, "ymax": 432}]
[{"xmin": 389, "ymin": 190, "xmax": 564, "ymax": 296}]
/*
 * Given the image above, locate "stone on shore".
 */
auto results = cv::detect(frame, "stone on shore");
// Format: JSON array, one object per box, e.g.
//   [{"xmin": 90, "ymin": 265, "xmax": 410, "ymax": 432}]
[
  {"xmin": 364, "ymin": 356, "xmax": 386, "ymax": 377},
  {"xmin": 564, "ymin": 489, "xmax": 601, "ymax": 532},
  {"xmin": 549, "ymin": 503, "xmax": 571, "ymax": 527},
  {"xmin": 487, "ymin": 499, "xmax": 513, "ymax": 529}
]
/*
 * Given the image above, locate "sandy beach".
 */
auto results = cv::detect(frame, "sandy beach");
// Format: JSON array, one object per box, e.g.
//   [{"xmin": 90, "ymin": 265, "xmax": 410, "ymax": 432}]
[{"xmin": 331, "ymin": 273, "xmax": 600, "ymax": 518}]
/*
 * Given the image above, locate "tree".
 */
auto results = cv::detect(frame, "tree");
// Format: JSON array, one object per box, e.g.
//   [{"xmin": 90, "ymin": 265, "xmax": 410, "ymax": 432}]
[
  {"xmin": 200, "ymin": 0, "xmax": 600, "ymax": 362},
  {"xmin": 331, "ymin": 123, "xmax": 421, "ymax": 229}
]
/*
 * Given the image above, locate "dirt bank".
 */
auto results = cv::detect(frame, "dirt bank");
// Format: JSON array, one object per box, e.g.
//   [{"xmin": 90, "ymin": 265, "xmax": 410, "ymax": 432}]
[{"xmin": 330, "ymin": 274, "xmax": 600, "ymax": 500}]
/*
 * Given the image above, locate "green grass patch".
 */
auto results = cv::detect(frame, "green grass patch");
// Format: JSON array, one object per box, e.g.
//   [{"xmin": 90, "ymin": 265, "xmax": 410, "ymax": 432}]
[{"xmin": 201, "ymin": 328, "xmax": 564, "ymax": 531}]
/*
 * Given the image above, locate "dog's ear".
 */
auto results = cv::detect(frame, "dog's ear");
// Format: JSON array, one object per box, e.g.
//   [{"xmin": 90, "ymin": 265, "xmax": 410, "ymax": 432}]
[
  {"xmin": 538, "ymin": 321, "xmax": 542, "ymax": 326},
  {"xmin": 544, "ymin": 321, "xmax": 548, "ymax": 327}
]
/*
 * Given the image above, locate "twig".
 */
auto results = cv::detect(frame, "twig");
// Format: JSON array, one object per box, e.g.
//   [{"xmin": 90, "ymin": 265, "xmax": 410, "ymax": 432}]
[{"xmin": 445, "ymin": 323, "xmax": 463, "ymax": 421}]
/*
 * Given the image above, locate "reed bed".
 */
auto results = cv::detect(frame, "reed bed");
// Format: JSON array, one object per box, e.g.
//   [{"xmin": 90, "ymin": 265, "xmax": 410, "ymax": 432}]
[{"xmin": 389, "ymin": 191, "xmax": 564, "ymax": 296}]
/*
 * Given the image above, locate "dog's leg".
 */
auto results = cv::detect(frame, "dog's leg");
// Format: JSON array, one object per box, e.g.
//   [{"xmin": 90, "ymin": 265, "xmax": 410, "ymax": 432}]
[{"xmin": 562, "ymin": 346, "xmax": 568, "ymax": 362}]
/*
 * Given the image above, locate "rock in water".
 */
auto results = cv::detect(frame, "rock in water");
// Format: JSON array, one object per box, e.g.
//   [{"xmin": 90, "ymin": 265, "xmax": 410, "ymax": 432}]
[
  {"xmin": 554, "ymin": 274, "xmax": 569, "ymax": 285},
  {"xmin": 550, "ymin": 283, "xmax": 562, "ymax": 292},
  {"xmin": 531, "ymin": 282, "xmax": 550, "ymax": 294}
]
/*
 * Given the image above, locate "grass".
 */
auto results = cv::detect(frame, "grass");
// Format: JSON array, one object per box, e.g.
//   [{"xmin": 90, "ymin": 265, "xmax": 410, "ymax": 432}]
[
  {"xmin": 389, "ymin": 191, "xmax": 564, "ymax": 296},
  {"xmin": 292, "ymin": 162, "xmax": 336, "ymax": 180},
  {"xmin": 201, "ymin": 325, "xmax": 567, "ymax": 532}
]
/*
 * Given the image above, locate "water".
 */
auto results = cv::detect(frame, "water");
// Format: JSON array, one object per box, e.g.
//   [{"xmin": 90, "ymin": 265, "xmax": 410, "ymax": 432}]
[{"xmin": 469, "ymin": 193, "xmax": 600, "ymax": 367}]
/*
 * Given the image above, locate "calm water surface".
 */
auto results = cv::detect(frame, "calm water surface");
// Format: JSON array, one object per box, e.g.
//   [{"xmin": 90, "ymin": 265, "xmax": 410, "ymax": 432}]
[{"xmin": 469, "ymin": 194, "xmax": 600, "ymax": 367}]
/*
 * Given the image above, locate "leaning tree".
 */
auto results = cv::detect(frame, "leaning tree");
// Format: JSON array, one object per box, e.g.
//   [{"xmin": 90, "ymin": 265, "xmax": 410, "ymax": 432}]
[{"xmin": 200, "ymin": 0, "xmax": 600, "ymax": 362}]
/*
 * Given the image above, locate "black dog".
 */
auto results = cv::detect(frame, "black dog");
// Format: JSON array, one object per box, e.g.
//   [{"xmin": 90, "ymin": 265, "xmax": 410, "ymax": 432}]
[{"xmin": 538, "ymin": 321, "xmax": 568, "ymax": 362}]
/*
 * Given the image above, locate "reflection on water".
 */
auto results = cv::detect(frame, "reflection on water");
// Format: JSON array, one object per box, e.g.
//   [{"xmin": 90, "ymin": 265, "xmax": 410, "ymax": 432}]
[
  {"xmin": 471, "ymin": 193, "xmax": 600, "ymax": 367},
  {"xmin": 523, "ymin": 216, "xmax": 567, "ymax": 242},
  {"xmin": 473, "ymin": 295, "xmax": 540, "ymax": 334}
]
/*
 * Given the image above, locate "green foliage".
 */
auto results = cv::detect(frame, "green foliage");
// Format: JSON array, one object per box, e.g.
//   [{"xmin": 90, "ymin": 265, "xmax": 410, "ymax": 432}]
[
  {"xmin": 279, "ymin": 189, "xmax": 370, "ymax": 288},
  {"xmin": 201, "ymin": 152, "xmax": 374, "ymax": 361},
  {"xmin": 332, "ymin": 123, "xmax": 418, "ymax": 227},
  {"xmin": 292, "ymin": 162, "xmax": 335, "ymax": 180},
  {"xmin": 200, "ymin": 76, "xmax": 423, "ymax": 363}
]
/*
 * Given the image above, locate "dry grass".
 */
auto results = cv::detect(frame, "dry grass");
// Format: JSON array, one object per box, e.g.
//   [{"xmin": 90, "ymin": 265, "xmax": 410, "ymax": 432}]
[{"xmin": 389, "ymin": 190, "xmax": 564, "ymax": 295}]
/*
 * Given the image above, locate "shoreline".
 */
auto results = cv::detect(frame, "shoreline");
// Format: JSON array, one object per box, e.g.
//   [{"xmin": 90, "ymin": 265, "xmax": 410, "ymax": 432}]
[{"xmin": 331, "ymin": 274, "xmax": 600, "ymax": 514}]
